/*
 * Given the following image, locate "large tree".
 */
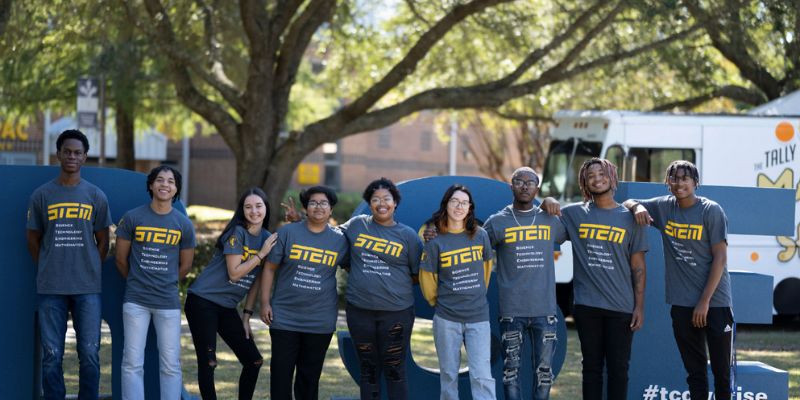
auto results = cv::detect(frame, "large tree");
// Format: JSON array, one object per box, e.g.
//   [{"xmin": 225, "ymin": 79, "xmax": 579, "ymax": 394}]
[
  {"xmin": 123, "ymin": 0, "xmax": 700, "ymax": 226},
  {"xmin": 0, "ymin": 0, "xmax": 177, "ymax": 169},
  {"xmin": 655, "ymin": 0, "xmax": 799, "ymax": 109}
]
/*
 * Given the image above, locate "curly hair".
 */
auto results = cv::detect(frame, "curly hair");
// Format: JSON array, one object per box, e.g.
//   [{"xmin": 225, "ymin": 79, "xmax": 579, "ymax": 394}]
[
  {"xmin": 665, "ymin": 160, "xmax": 699, "ymax": 187},
  {"xmin": 578, "ymin": 158, "xmax": 618, "ymax": 202}
]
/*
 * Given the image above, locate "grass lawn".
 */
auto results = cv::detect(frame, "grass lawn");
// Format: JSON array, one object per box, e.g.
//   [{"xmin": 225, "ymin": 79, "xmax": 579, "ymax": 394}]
[{"xmin": 61, "ymin": 318, "xmax": 798, "ymax": 399}]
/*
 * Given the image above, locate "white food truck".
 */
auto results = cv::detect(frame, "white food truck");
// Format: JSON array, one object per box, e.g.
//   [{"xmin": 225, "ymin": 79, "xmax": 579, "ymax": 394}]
[{"xmin": 541, "ymin": 110, "xmax": 800, "ymax": 316}]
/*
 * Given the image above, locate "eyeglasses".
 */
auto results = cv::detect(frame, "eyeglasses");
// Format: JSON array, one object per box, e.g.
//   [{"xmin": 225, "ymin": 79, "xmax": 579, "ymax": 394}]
[
  {"xmin": 448, "ymin": 198, "xmax": 471, "ymax": 209},
  {"xmin": 307, "ymin": 200, "xmax": 330, "ymax": 208},
  {"xmin": 667, "ymin": 175, "xmax": 693, "ymax": 184},
  {"xmin": 511, "ymin": 179, "xmax": 538, "ymax": 188},
  {"xmin": 370, "ymin": 197, "xmax": 395, "ymax": 205}
]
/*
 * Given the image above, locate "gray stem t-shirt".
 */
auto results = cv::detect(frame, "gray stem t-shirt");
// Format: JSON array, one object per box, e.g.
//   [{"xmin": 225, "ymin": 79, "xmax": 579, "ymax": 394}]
[
  {"xmin": 638, "ymin": 196, "xmax": 732, "ymax": 307},
  {"xmin": 340, "ymin": 215, "xmax": 423, "ymax": 311},
  {"xmin": 420, "ymin": 228, "xmax": 493, "ymax": 323},
  {"xmin": 27, "ymin": 179, "xmax": 112, "ymax": 295},
  {"xmin": 267, "ymin": 222, "xmax": 349, "ymax": 334},
  {"xmin": 188, "ymin": 225, "xmax": 270, "ymax": 309},
  {"xmin": 561, "ymin": 202, "xmax": 648, "ymax": 313},
  {"xmin": 116, "ymin": 205, "xmax": 197, "ymax": 310},
  {"xmin": 484, "ymin": 206, "xmax": 568, "ymax": 317}
]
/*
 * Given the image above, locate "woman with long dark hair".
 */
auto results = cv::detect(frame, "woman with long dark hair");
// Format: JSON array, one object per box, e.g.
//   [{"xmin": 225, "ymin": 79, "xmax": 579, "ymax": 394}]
[
  {"xmin": 185, "ymin": 187, "xmax": 277, "ymax": 399},
  {"xmin": 419, "ymin": 184, "xmax": 495, "ymax": 400}
]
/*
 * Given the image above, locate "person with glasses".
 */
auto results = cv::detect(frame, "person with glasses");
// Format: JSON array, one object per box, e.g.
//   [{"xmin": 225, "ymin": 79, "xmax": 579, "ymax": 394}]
[
  {"xmin": 623, "ymin": 160, "xmax": 733, "ymax": 400},
  {"xmin": 259, "ymin": 185, "xmax": 349, "ymax": 400},
  {"xmin": 484, "ymin": 167, "xmax": 567, "ymax": 400},
  {"xmin": 337, "ymin": 178, "xmax": 423, "ymax": 400},
  {"xmin": 419, "ymin": 184, "xmax": 495, "ymax": 400}
]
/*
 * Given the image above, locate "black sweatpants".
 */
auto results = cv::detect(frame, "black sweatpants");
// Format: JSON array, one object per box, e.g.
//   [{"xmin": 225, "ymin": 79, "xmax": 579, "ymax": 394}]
[
  {"xmin": 573, "ymin": 304, "xmax": 634, "ymax": 400},
  {"xmin": 269, "ymin": 327, "xmax": 333, "ymax": 400},
  {"xmin": 671, "ymin": 305, "xmax": 734, "ymax": 400},
  {"xmin": 184, "ymin": 293, "xmax": 263, "ymax": 400}
]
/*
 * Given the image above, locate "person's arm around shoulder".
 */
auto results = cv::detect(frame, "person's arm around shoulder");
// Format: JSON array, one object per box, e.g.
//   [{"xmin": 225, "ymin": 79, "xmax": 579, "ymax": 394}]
[
  {"xmin": 629, "ymin": 251, "xmax": 646, "ymax": 331},
  {"xmin": 540, "ymin": 197, "xmax": 562, "ymax": 216},
  {"xmin": 622, "ymin": 199, "xmax": 654, "ymax": 226},
  {"xmin": 227, "ymin": 231, "xmax": 277, "ymax": 282}
]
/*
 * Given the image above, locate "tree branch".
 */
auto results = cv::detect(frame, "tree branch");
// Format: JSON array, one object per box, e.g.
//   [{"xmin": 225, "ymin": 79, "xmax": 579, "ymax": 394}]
[
  {"xmin": 547, "ymin": 24, "xmax": 701, "ymax": 84},
  {"xmin": 336, "ymin": 0, "xmax": 513, "ymax": 120},
  {"xmin": 196, "ymin": 0, "xmax": 238, "ymax": 93},
  {"xmin": 482, "ymin": 0, "xmax": 611, "ymax": 90},
  {"xmin": 273, "ymin": 0, "xmax": 336, "ymax": 121},
  {"xmin": 304, "ymin": 24, "xmax": 700, "ymax": 147},
  {"xmin": 682, "ymin": 0, "xmax": 783, "ymax": 99},
  {"xmin": 124, "ymin": 0, "xmax": 246, "ymax": 114},
  {"xmin": 651, "ymin": 85, "xmax": 768, "ymax": 110},
  {"xmin": 404, "ymin": 0, "xmax": 432, "ymax": 27},
  {"xmin": 134, "ymin": 0, "xmax": 242, "ymax": 152}
]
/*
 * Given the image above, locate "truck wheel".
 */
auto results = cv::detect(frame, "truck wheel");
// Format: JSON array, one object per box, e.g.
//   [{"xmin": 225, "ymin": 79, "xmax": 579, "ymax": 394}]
[{"xmin": 774, "ymin": 277, "xmax": 800, "ymax": 315}]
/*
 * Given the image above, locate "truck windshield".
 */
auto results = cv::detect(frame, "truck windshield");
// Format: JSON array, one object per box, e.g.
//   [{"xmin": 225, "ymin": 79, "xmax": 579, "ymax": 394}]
[{"xmin": 539, "ymin": 138, "xmax": 602, "ymax": 202}]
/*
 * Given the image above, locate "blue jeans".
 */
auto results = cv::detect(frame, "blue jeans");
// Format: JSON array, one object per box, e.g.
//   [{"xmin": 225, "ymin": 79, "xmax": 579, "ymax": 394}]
[
  {"xmin": 38, "ymin": 293, "xmax": 101, "ymax": 400},
  {"xmin": 432, "ymin": 314, "xmax": 495, "ymax": 400},
  {"xmin": 121, "ymin": 302, "xmax": 182, "ymax": 400},
  {"xmin": 500, "ymin": 316, "xmax": 558, "ymax": 400}
]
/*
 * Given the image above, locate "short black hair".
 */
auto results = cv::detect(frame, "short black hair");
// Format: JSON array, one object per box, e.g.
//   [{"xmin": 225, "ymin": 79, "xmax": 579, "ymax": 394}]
[
  {"xmin": 362, "ymin": 177, "xmax": 402, "ymax": 207},
  {"xmin": 56, "ymin": 129, "xmax": 89, "ymax": 153},
  {"xmin": 146, "ymin": 165, "xmax": 182, "ymax": 203},
  {"xmin": 665, "ymin": 160, "xmax": 700, "ymax": 186},
  {"xmin": 299, "ymin": 185, "xmax": 338, "ymax": 209}
]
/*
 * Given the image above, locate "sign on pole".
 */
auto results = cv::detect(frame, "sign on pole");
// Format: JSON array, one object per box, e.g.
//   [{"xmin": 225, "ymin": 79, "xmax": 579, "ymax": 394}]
[{"xmin": 76, "ymin": 77, "xmax": 100, "ymax": 157}]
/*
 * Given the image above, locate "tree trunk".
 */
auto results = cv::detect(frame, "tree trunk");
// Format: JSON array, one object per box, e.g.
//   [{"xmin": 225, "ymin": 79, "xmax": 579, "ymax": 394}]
[
  {"xmin": 113, "ymin": 20, "xmax": 139, "ymax": 170},
  {"xmin": 115, "ymin": 103, "xmax": 135, "ymax": 170}
]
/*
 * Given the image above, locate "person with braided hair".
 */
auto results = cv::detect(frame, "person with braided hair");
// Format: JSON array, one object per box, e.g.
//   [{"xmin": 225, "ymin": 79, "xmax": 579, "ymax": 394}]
[{"xmin": 556, "ymin": 158, "xmax": 649, "ymax": 400}]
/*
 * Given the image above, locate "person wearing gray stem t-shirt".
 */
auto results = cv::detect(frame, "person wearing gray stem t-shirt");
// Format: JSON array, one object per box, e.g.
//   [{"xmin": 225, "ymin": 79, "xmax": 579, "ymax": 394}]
[
  {"xmin": 420, "ymin": 184, "xmax": 495, "ymax": 400},
  {"xmin": 545, "ymin": 158, "xmax": 648, "ymax": 400},
  {"xmin": 260, "ymin": 186, "xmax": 349, "ymax": 400},
  {"xmin": 623, "ymin": 160, "xmax": 734, "ymax": 400},
  {"xmin": 115, "ymin": 166, "xmax": 196, "ymax": 400},
  {"xmin": 338, "ymin": 178, "xmax": 423, "ymax": 400},
  {"xmin": 185, "ymin": 187, "xmax": 277, "ymax": 400},
  {"xmin": 483, "ymin": 167, "xmax": 567, "ymax": 400},
  {"xmin": 26, "ymin": 130, "xmax": 112, "ymax": 400}
]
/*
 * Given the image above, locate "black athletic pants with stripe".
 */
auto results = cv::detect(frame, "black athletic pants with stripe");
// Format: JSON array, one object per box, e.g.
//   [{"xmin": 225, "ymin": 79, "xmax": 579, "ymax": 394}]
[{"xmin": 671, "ymin": 305, "xmax": 734, "ymax": 400}]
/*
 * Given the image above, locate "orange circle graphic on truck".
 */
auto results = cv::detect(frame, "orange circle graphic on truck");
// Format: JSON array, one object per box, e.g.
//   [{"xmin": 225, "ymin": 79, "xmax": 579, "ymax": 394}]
[{"xmin": 775, "ymin": 122, "xmax": 794, "ymax": 142}]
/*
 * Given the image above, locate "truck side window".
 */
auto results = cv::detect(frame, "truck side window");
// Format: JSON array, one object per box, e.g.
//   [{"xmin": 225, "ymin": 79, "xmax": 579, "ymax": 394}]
[{"xmin": 628, "ymin": 148, "xmax": 696, "ymax": 182}]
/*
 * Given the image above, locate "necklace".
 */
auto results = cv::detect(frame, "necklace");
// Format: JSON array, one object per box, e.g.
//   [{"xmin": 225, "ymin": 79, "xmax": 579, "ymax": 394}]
[{"xmin": 510, "ymin": 204, "xmax": 538, "ymax": 227}]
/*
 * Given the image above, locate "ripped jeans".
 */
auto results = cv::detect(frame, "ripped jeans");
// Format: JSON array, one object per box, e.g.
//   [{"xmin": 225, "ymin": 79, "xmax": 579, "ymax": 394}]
[
  {"xmin": 346, "ymin": 303, "xmax": 415, "ymax": 400},
  {"xmin": 500, "ymin": 315, "xmax": 558, "ymax": 400},
  {"xmin": 185, "ymin": 293, "xmax": 263, "ymax": 400},
  {"xmin": 38, "ymin": 293, "xmax": 101, "ymax": 400}
]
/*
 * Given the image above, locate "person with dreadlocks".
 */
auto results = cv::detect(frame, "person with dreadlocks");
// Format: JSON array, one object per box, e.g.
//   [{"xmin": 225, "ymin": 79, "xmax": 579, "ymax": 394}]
[
  {"xmin": 558, "ymin": 158, "xmax": 648, "ymax": 400},
  {"xmin": 623, "ymin": 160, "xmax": 733, "ymax": 400}
]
